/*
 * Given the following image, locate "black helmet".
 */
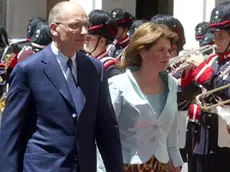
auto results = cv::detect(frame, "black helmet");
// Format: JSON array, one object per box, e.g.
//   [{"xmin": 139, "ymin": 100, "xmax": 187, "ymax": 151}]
[
  {"xmin": 26, "ymin": 17, "xmax": 47, "ymax": 39},
  {"xmin": 128, "ymin": 20, "xmax": 148, "ymax": 38},
  {"xmin": 88, "ymin": 10, "xmax": 118, "ymax": 43},
  {"xmin": 209, "ymin": 2, "xmax": 230, "ymax": 31},
  {"xmin": 110, "ymin": 8, "xmax": 135, "ymax": 29},
  {"xmin": 30, "ymin": 22, "xmax": 52, "ymax": 52},
  {"xmin": 0, "ymin": 25, "xmax": 9, "ymax": 49},
  {"xmin": 199, "ymin": 32, "xmax": 214, "ymax": 47},
  {"xmin": 195, "ymin": 22, "xmax": 209, "ymax": 40},
  {"xmin": 151, "ymin": 14, "xmax": 186, "ymax": 52}
]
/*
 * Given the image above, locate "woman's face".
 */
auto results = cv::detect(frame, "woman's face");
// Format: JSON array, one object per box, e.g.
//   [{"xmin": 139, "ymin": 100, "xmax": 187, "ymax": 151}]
[
  {"xmin": 213, "ymin": 30, "xmax": 230, "ymax": 53},
  {"xmin": 141, "ymin": 37, "xmax": 171, "ymax": 71}
]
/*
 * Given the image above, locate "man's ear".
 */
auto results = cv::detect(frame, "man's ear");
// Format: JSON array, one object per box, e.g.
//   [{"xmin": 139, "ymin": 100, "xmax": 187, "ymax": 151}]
[
  {"xmin": 99, "ymin": 37, "xmax": 106, "ymax": 47},
  {"xmin": 50, "ymin": 23, "xmax": 58, "ymax": 37}
]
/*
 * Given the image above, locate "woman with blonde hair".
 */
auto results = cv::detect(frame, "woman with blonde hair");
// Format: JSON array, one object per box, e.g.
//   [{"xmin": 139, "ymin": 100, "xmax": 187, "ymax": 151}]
[{"xmin": 109, "ymin": 22, "xmax": 183, "ymax": 172}]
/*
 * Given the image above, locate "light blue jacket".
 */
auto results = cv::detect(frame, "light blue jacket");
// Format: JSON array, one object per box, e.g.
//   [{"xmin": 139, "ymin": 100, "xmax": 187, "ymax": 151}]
[{"xmin": 107, "ymin": 68, "xmax": 183, "ymax": 168}]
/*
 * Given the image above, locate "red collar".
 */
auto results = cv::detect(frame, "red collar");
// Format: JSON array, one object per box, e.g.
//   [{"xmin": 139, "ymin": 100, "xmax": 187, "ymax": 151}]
[
  {"xmin": 94, "ymin": 50, "xmax": 109, "ymax": 60},
  {"xmin": 26, "ymin": 38, "xmax": 31, "ymax": 42},
  {"xmin": 118, "ymin": 35, "xmax": 130, "ymax": 45},
  {"xmin": 219, "ymin": 51, "xmax": 230, "ymax": 61}
]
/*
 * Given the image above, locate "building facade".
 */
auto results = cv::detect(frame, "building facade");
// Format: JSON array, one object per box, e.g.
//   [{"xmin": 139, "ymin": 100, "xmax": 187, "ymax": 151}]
[{"xmin": 3, "ymin": 0, "xmax": 229, "ymax": 48}]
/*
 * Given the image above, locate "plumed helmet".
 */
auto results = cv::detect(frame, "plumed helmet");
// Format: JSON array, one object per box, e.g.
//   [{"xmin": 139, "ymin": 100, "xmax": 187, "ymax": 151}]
[
  {"xmin": 195, "ymin": 22, "xmax": 209, "ymax": 40},
  {"xmin": 110, "ymin": 8, "xmax": 135, "ymax": 29},
  {"xmin": 151, "ymin": 14, "xmax": 186, "ymax": 52},
  {"xmin": 128, "ymin": 20, "xmax": 148, "ymax": 38},
  {"xmin": 30, "ymin": 22, "xmax": 52, "ymax": 52},
  {"xmin": 88, "ymin": 10, "xmax": 118, "ymax": 43},
  {"xmin": 209, "ymin": 2, "xmax": 230, "ymax": 31},
  {"xmin": 199, "ymin": 32, "xmax": 214, "ymax": 46},
  {"xmin": 0, "ymin": 25, "xmax": 9, "ymax": 48},
  {"xmin": 26, "ymin": 17, "xmax": 47, "ymax": 39}
]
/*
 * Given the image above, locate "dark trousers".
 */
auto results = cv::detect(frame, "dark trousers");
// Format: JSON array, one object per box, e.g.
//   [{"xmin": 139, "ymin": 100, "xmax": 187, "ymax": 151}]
[
  {"xmin": 196, "ymin": 151, "xmax": 230, "ymax": 172},
  {"xmin": 187, "ymin": 122, "xmax": 198, "ymax": 172}
]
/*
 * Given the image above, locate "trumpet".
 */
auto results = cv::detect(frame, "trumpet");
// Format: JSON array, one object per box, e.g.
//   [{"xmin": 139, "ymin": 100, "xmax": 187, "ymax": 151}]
[
  {"xmin": 168, "ymin": 45, "xmax": 216, "ymax": 74},
  {"xmin": 196, "ymin": 83, "xmax": 230, "ymax": 111}
]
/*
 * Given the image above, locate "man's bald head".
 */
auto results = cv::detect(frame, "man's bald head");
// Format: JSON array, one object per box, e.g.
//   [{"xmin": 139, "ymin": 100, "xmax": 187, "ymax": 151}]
[{"xmin": 48, "ymin": 1, "xmax": 86, "ymax": 24}]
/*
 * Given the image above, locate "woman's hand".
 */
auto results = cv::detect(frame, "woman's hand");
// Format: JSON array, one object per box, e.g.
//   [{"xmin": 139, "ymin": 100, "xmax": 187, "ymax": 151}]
[
  {"xmin": 170, "ymin": 161, "xmax": 181, "ymax": 172},
  {"xmin": 172, "ymin": 167, "xmax": 181, "ymax": 172}
]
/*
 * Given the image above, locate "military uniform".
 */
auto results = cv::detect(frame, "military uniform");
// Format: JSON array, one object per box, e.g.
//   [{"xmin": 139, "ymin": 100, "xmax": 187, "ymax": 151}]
[
  {"xmin": 0, "ymin": 63, "xmax": 7, "ymax": 124},
  {"xmin": 181, "ymin": 50, "xmax": 230, "ymax": 172},
  {"xmin": 109, "ymin": 8, "xmax": 134, "ymax": 59},
  {"xmin": 94, "ymin": 50, "xmax": 120, "ymax": 78},
  {"xmin": 108, "ymin": 36, "xmax": 130, "ymax": 59}
]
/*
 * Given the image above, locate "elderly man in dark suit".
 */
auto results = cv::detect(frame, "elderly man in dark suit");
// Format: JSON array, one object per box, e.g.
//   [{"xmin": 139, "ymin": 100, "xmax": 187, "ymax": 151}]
[{"xmin": 0, "ymin": 1, "xmax": 123, "ymax": 172}]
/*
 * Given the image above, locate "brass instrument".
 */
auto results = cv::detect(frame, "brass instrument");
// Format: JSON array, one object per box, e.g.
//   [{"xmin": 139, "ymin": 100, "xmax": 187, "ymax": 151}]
[
  {"xmin": 1, "ymin": 38, "xmax": 29, "ymax": 67},
  {"xmin": 196, "ymin": 83, "xmax": 230, "ymax": 111},
  {"xmin": 168, "ymin": 45, "xmax": 216, "ymax": 74},
  {"xmin": 0, "ymin": 95, "xmax": 6, "ymax": 111},
  {"xmin": 1, "ymin": 46, "xmax": 14, "ymax": 67}
]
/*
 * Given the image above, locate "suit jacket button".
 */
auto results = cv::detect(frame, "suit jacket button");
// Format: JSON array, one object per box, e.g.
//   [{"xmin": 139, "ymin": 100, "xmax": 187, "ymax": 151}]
[
  {"xmin": 74, "ymin": 156, "xmax": 78, "ymax": 162},
  {"xmin": 72, "ymin": 113, "xmax": 77, "ymax": 118}
]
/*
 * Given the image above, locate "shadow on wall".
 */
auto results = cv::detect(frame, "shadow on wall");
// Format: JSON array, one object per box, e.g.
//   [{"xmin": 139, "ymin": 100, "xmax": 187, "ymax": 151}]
[{"xmin": 136, "ymin": 0, "xmax": 173, "ymax": 20}]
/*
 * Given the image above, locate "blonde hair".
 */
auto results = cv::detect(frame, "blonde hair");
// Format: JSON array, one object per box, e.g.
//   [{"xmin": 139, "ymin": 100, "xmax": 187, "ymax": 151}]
[{"xmin": 119, "ymin": 22, "xmax": 178, "ymax": 70}]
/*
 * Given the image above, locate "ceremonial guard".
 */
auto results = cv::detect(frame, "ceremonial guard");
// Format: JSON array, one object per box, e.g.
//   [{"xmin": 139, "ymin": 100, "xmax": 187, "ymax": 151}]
[
  {"xmin": 85, "ymin": 10, "xmax": 120, "ymax": 78},
  {"xmin": 181, "ymin": 2, "xmax": 230, "ymax": 171},
  {"xmin": 195, "ymin": 22, "xmax": 214, "ymax": 49},
  {"xmin": 0, "ymin": 63, "xmax": 7, "ymax": 118},
  {"xmin": 128, "ymin": 20, "xmax": 147, "ymax": 38},
  {"xmin": 0, "ymin": 25, "xmax": 10, "ymax": 62},
  {"xmin": 151, "ymin": 15, "xmax": 191, "ymax": 167},
  {"xmin": 151, "ymin": 14, "xmax": 186, "ymax": 60},
  {"xmin": 7, "ymin": 22, "xmax": 52, "ymax": 78},
  {"xmin": 108, "ymin": 8, "xmax": 134, "ymax": 59}
]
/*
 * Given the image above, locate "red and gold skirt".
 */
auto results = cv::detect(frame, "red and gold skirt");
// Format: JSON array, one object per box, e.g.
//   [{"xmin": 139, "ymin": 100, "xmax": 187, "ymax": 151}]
[{"xmin": 124, "ymin": 155, "xmax": 172, "ymax": 172}]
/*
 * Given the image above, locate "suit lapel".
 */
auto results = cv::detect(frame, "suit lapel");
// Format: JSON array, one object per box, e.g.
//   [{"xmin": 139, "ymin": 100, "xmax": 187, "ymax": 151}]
[
  {"xmin": 42, "ymin": 46, "xmax": 75, "ymax": 109},
  {"xmin": 75, "ymin": 52, "xmax": 86, "ymax": 116},
  {"xmin": 124, "ymin": 70, "xmax": 157, "ymax": 121}
]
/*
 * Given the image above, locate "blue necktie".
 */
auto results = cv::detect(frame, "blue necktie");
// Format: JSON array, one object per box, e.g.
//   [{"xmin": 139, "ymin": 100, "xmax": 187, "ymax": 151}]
[{"xmin": 66, "ymin": 59, "xmax": 78, "ymax": 110}]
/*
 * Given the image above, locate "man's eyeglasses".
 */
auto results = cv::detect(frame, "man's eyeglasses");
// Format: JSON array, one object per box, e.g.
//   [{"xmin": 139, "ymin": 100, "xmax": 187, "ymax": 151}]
[{"xmin": 54, "ymin": 21, "xmax": 91, "ymax": 31}]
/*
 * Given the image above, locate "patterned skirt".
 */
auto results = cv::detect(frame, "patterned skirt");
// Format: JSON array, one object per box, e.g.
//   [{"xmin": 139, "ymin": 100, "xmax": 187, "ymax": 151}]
[{"xmin": 124, "ymin": 155, "xmax": 172, "ymax": 172}]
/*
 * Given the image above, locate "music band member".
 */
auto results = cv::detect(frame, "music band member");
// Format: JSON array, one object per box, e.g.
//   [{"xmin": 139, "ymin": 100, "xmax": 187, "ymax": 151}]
[
  {"xmin": 108, "ymin": 8, "xmax": 134, "ymax": 59},
  {"xmin": 181, "ymin": 2, "xmax": 230, "ymax": 172},
  {"xmin": 85, "ymin": 10, "xmax": 120, "ymax": 78}
]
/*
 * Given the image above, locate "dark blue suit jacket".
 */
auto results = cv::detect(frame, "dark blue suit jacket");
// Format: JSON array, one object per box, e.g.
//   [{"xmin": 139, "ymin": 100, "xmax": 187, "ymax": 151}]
[{"xmin": 0, "ymin": 45, "xmax": 123, "ymax": 172}]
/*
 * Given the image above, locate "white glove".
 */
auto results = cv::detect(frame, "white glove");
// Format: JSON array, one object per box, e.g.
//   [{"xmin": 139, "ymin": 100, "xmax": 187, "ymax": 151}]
[{"xmin": 17, "ymin": 46, "xmax": 33, "ymax": 62}]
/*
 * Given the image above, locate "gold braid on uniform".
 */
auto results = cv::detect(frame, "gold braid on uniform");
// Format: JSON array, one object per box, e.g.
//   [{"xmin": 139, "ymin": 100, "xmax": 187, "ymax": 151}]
[{"xmin": 0, "ymin": 96, "xmax": 6, "ymax": 111}]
